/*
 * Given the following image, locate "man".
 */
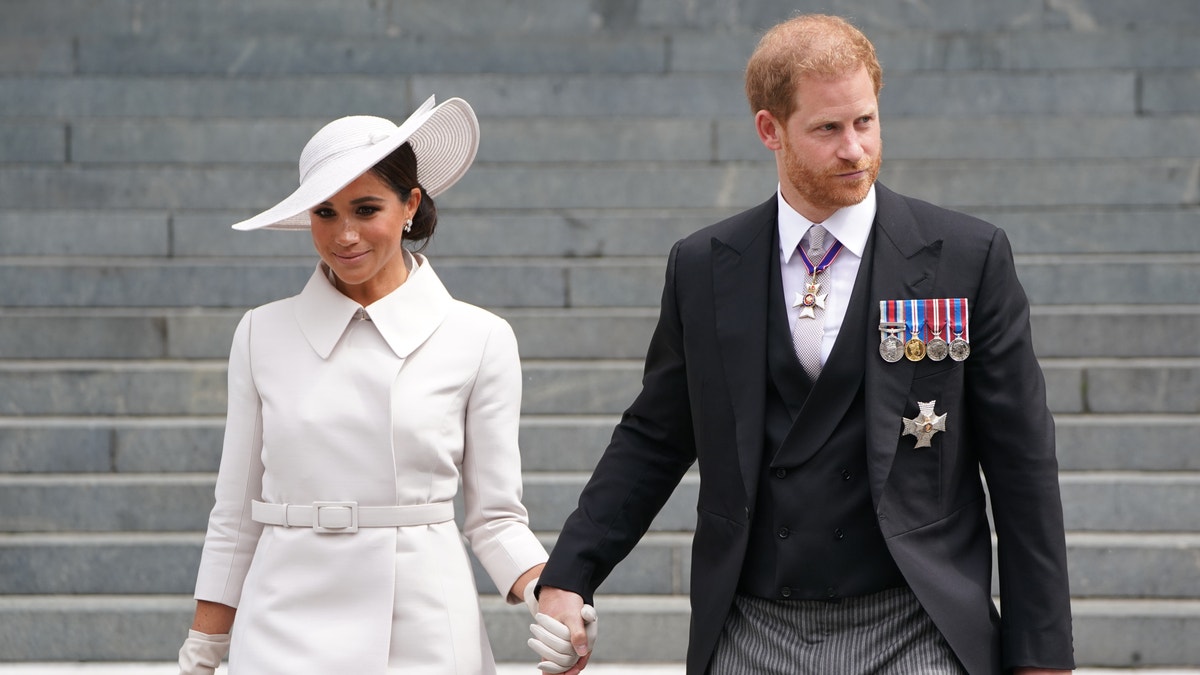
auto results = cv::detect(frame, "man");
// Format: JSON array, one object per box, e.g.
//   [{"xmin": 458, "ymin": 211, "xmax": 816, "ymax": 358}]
[{"xmin": 534, "ymin": 14, "xmax": 1074, "ymax": 675}]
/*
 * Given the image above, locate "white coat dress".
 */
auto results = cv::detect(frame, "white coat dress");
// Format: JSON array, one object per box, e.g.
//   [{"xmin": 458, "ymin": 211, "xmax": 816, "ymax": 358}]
[{"xmin": 192, "ymin": 252, "xmax": 548, "ymax": 674}]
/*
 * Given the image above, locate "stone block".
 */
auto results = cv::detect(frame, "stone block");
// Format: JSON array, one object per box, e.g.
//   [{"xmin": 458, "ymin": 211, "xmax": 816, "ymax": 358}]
[
  {"xmin": 411, "ymin": 73, "xmax": 748, "ymax": 117},
  {"xmin": 638, "ymin": 0, "xmax": 1045, "ymax": 32},
  {"xmin": 114, "ymin": 424, "xmax": 224, "ymax": 473},
  {"xmin": 879, "ymin": 159, "xmax": 1199, "ymax": 210},
  {"xmin": 0, "ymin": 261, "xmax": 312, "ymax": 307},
  {"xmin": 1067, "ymin": 534, "xmax": 1200, "ymax": 598},
  {"xmin": 166, "ymin": 311, "xmax": 244, "ymax": 359},
  {"xmin": 519, "ymin": 417, "xmax": 617, "ymax": 472},
  {"xmin": 1073, "ymin": 599, "xmax": 1200, "ymax": 666},
  {"xmin": 506, "ymin": 310, "xmax": 658, "ymax": 359},
  {"xmin": 0, "ymin": 38, "xmax": 71, "ymax": 74},
  {"xmin": 0, "ymin": 426, "xmax": 111, "ymax": 473},
  {"xmin": 879, "ymin": 72, "xmax": 1136, "ymax": 116},
  {"xmin": 568, "ymin": 262, "xmax": 665, "ymax": 307},
  {"xmin": 0, "ymin": 122, "xmax": 64, "ymax": 162},
  {"xmin": 172, "ymin": 212, "xmax": 315, "ymax": 256},
  {"xmin": 0, "ymin": 210, "xmax": 170, "ymax": 256},
  {"xmin": 426, "ymin": 211, "xmax": 712, "ymax": 258},
  {"xmin": 1060, "ymin": 473, "xmax": 1200, "ymax": 531},
  {"xmin": 1045, "ymin": 0, "xmax": 1200, "ymax": 29},
  {"xmin": 1031, "ymin": 308, "xmax": 1200, "ymax": 358},
  {"xmin": 522, "ymin": 361, "xmax": 644, "ymax": 415},
  {"xmin": 0, "ymin": 364, "xmax": 227, "ymax": 416},
  {"xmin": 0, "ymin": 314, "xmax": 166, "ymax": 359},
  {"xmin": 480, "ymin": 117, "xmax": 710, "ymax": 163},
  {"xmin": 0, "ymin": 595, "xmax": 192, "ymax": 661},
  {"xmin": 1042, "ymin": 364, "xmax": 1085, "ymax": 414},
  {"xmin": 0, "ymin": 533, "xmax": 201, "ymax": 594},
  {"xmin": 78, "ymin": 34, "xmax": 666, "ymax": 75},
  {"xmin": 1143, "ymin": 71, "xmax": 1200, "ymax": 114},
  {"xmin": 0, "ymin": 475, "xmax": 214, "ymax": 532},
  {"xmin": 1085, "ymin": 363, "xmax": 1200, "ymax": 414},
  {"xmin": 71, "ymin": 118, "xmax": 316, "ymax": 164},
  {"xmin": 978, "ymin": 208, "xmax": 1200, "ymax": 255},
  {"xmin": 1055, "ymin": 415, "xmax": 1200, "ymax": 471}
]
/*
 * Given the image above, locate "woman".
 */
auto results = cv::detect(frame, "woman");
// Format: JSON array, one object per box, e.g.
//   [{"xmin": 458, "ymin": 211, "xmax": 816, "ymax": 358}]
[{"xmin": 177, "ymin": 96, "xmax": 548, "ymax": 674}]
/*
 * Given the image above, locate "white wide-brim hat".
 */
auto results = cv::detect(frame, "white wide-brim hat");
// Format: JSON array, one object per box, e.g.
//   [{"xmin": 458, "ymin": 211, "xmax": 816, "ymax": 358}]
[{"xmin": 232, "ymin": 95, "xmax": 479, "ymax": 231}]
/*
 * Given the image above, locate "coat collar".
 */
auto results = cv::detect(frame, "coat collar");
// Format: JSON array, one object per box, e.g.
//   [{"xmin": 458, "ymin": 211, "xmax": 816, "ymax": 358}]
[{"xmin": 293, "ymin": 251, "xmax": 452, "ymax": 360}]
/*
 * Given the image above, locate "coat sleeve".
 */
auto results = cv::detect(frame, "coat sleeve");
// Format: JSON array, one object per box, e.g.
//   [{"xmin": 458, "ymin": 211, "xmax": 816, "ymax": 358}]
[
  {"xmin": 193, "ymin": 309, "xmax": 266, "ymax": 607},
  {"xmin": 540, "ymin": 241, "xmax": 698, "ymax": 603},
  {"xmin": 460, "ymin": 317, "xmax": 548, "ymax": 600},
  {"xmin": 967, "ymin": 229, "xmax": 1074, "ymax": 669}
]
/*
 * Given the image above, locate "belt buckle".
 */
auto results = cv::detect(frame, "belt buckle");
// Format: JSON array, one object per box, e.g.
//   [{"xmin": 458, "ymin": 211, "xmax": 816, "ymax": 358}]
[{"xmin": 311, "ymin": 501, "xmax": 359, "ymax": 533}]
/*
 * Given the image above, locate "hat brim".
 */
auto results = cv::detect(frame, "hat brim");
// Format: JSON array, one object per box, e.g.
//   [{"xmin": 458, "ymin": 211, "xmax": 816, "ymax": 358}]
[{"xmin": 232, "ymin": 96, "xmax": 479, "ymax": 231}]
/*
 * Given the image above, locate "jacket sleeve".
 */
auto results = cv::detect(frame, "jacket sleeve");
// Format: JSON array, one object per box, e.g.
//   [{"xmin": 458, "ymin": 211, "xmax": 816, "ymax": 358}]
[
  {"xmin": 460, "ymin": 317, "xmax": 548, "ymax": 600},
  {"xmin": 193, "ymin": 309, "xmax": 266, "ymax": 607},
  {"xmin": 540, "ymin": 241, "xmax": 698, "ymax": 603},
  {"xmin": 967, "ymin": 229, "xmax": 1075, "ymax": 669}
]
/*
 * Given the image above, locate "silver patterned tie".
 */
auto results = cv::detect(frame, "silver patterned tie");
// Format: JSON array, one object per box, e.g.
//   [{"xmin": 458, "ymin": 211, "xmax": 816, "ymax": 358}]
[{"xmin": 792, "ymin": 225, "xmax": 830, "ymax": 379}]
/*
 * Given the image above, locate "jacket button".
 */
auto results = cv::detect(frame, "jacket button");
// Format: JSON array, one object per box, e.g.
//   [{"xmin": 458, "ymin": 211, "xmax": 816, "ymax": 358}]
[
  {"xmin": 775, "ymin": 468, "xmax": 787, "ymax": 479},
  {"xmin": 780, "ymin": 587, "xmax": 792, "ymax": 598},
  {"xmin": 777, "ymin": 527, "xmax": 790, "ymax": 539},
  {"xmin": 834, "ymin": 528, "xmax": 845, "ymax": 540},
  {"xmin": 826, "ymin": 587, "xmax": 837, "ymax": 599},
  {"xmin": 841, "ymin": 469, "xmax": 851, "ymax": 481}
]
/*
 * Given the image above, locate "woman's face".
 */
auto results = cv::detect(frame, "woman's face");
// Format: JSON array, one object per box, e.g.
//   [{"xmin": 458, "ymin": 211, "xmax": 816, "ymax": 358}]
[{"xmin": 309, "ymin": 171, "xmax": 419, "ymax": 306}]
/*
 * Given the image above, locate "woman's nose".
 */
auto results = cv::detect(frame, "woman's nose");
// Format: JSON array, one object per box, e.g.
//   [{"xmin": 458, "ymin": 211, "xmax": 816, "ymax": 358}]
[{"xmin": 334, "ymin": 219, "xmax": 360, "ymax": 245}]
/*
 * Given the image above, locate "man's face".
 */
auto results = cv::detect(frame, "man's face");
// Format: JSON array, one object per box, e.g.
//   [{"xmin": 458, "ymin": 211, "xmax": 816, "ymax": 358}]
[{"xmin": 771, "ymin": 66, "xmax": 881, "ymax": 223}]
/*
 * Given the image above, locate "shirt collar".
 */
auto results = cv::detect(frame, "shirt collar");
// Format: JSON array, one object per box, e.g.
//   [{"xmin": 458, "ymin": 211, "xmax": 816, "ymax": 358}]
[
  {"xmin": 293, "ymin": 250, "xmax": 452, "ymax": 359},
  {"xmin": 778, "ymin": 183, "xmax": 876, "ymax": 262}
]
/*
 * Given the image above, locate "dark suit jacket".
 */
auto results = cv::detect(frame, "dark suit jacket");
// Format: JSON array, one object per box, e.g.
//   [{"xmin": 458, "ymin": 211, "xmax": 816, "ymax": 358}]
[{"xmin": 540, "ymin": 184, "xmax": 1074, "ymax": 674}]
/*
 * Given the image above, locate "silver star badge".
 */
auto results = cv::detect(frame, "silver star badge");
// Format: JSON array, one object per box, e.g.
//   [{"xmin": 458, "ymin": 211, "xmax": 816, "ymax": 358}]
[
  {"xmin": 792, "ymin": 281, "xmax": 827, "ymax": 319},
  {"xmin": 902, "ymin": 400, "xmax": 947, "ymax": 448}
]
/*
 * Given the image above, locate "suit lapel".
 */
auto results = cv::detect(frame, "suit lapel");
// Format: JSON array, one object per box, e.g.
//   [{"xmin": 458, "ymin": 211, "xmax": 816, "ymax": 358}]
[
  {"xmin": 863, "ymin": 184, "xmax": 944, "ymax": 501},
  {"xmin": 711, "ymin": 196, "xmax": 777, "ymax": 503}
]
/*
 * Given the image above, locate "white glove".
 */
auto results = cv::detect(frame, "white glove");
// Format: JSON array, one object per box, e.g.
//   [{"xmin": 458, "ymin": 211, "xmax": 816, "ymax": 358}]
[
  {"xmin": 178, "ymin": 629, "xmax": 230, "ymax": 675},
  {"xmin": 527, "ymin": 604, "xmax": 598, "ymax": 674},
  {"xmin": 523, "ymin": 577, "xmax": 541, "ymax": 617}
]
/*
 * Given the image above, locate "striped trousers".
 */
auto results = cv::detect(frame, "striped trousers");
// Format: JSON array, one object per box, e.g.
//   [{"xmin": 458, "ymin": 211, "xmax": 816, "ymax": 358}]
[{"xmin": 708, "ymin": 587, "xmax": 966, "ymax": 674}]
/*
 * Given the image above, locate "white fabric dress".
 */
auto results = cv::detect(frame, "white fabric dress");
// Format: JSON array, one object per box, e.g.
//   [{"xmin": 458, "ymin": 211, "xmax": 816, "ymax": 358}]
[{"xmin": 193, "ymin": 253, "xmax": 547, "ymax": 674}]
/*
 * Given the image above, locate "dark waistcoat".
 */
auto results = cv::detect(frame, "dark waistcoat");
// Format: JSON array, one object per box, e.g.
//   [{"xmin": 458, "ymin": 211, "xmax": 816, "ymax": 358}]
[{"xmin": 738, "ymin": 229, "xmax": 904, "ymax": 601}]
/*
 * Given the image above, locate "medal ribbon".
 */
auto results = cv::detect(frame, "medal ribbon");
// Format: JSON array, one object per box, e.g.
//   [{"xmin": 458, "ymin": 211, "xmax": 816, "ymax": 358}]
[
  {"xmin": 907, "ymin": 299, "xmax": 924, "ymax": 342},
  {"xmin": 798, "ymin": 239, "xmax": 845, "ymax": 277},
  {"xmin": 952, "ymin": 298, "xmax": 970, "ymax": 340},
  {"xmin": 926, "ymin": 299, "xmax": 941, "ymax": 338}
]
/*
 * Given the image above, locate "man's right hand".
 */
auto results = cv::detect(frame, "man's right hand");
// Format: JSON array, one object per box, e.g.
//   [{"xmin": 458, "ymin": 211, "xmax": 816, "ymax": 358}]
[{"xmin": 528, "ymin": 586, "xmax": 598, "ymax": 674}]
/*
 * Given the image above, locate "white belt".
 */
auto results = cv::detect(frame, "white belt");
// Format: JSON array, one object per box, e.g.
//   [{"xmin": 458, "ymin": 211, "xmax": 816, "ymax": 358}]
[{"xmin": 251, "ymin": 500, "xmax": 454, "ymax": 534}]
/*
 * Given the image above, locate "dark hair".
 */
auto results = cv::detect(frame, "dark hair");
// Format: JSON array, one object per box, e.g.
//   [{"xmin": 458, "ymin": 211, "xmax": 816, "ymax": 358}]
[{"xmin": 369, "ymin": 142, "xmax": 437, "ymax": 250}]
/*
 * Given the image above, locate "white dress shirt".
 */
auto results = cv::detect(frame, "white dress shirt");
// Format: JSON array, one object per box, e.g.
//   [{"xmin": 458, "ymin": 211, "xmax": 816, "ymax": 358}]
[{"xmin": 778, "ymin": 184, "xmax": 877, "ymax": 368}]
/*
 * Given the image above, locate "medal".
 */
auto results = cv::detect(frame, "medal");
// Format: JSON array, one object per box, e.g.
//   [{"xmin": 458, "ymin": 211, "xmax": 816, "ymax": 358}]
[
  {"xmin": 793, "ymin": 280, "xmax": 827, "ymax": 320},
  {"xmin": 904, "ymin": 299, "xmax": 926, "ymax": 362},
  {"xmin": 925, "ymin": 298, "xmax": 948, "ymax": 361},
  {"xmin": 794, "ymin": 238, "xmax": 844, "ymax": 320},
  {"xmin": 878, "ymin": 301, "xmax": 905, "ymax": 362},
  {"xmin": 948, "ymin": 297, "xmax": 970, "ymax": 361},
  {"xmin": 902, "ymin": 400, "xmax": 947, "ymax": 448}
]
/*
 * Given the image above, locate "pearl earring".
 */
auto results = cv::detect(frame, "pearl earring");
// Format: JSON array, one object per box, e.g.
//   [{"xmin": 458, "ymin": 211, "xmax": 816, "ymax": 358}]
[{"xmin": 404, "ymin": 218, "xmax": 413, "ymax": 233}]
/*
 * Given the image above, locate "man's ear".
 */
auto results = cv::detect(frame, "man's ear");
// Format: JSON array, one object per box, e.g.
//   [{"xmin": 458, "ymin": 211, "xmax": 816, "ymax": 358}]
[{"xmin": 755, "ymin": 110, "xmax": 784, "ymax": 151}]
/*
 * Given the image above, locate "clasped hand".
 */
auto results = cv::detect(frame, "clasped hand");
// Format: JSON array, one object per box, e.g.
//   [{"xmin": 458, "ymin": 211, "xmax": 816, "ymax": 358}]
[{"xmin": 525, "ymin": 583, "xmax": 599, "ymax": 674}]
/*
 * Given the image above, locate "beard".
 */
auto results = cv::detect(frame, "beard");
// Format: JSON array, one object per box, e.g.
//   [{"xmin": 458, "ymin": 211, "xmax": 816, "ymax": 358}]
[{"xmin": 781, "ymin": 138, "xmax": 882, "ymax": 217}]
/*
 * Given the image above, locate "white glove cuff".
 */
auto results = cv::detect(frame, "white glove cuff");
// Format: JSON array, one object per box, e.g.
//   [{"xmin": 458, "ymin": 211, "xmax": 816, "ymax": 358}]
[{"xmin": 178, "ymin": 629, "xmax": 231, "ymax": 675}]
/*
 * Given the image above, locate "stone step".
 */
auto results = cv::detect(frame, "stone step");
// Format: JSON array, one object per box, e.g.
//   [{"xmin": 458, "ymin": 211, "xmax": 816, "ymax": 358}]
[
  {"xmin": 2, "ymin": 158, "xmax": 1196, "ymax": 215},
  {"xmin": 0, "ymin": 471, "xmax": 1196, "ymax": 534},
  {"xmin": 8, "ymin": 115, "xmax": 1200, "ymax": 167},
  {"xmin": 20, "ymin": 27, "xmax": 1190, "ymax": 77},
  {"xmin": 1, "ymin": 70, "xmax": 1174, "ymax": 119},
  {"xmin": 3, "ymin": 206, "xmax": 1197, "ymax": 259},
  {"xmin": 1, "ymin": 530, "xmax": 1195, "ymax": 600},
  {"xmin": 4, "ymin": 413, "xmax": 1199, "ymax": 475},
  {"xmin": 1, "ymin": 253, "xmax": 1197, "ymax": 308},
  {"xmin": 7, "ymin": 0, "xmax": 1200, "ymax": 42},
  {"xmin": 2, "ymin": 357, "xmax": 1199, "ymax": 416},
  {"xmin": 0, "ymin": 594, "xmax": 1196, "ymax": 666},
  {"xmin": 2, "ymin": 304, "xmax": 1197, "ymax": 360}
]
